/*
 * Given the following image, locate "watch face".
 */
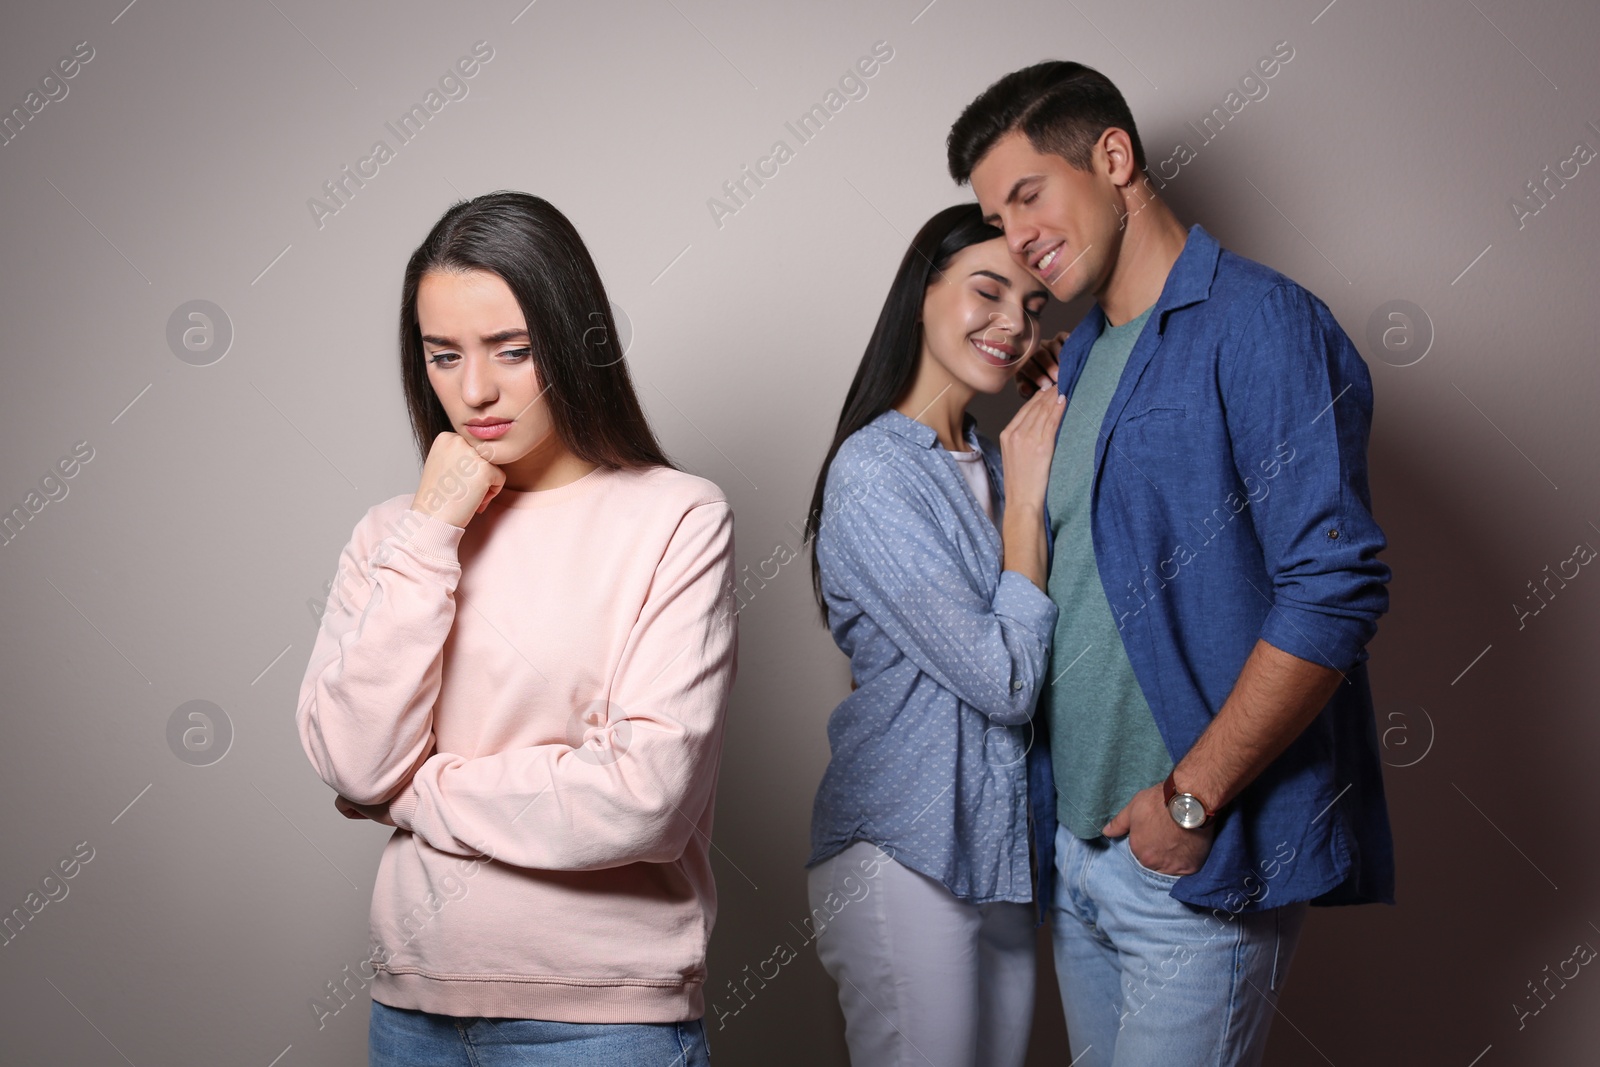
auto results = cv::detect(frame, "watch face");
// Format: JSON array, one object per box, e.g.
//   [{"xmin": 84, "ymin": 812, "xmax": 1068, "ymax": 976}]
[{"xmin": 1169, "ymin": 793, "xmax": 1207, "ymax": 829}]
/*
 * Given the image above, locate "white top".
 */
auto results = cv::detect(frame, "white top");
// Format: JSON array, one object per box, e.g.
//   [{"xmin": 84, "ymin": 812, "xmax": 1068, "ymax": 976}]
[{"xmin": 947, "ymin": 448, "xmax": 995, "ymax": 523}]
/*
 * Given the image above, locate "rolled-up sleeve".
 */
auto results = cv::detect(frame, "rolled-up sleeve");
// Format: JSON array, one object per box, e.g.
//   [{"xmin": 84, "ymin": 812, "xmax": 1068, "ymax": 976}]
[
  {"xmin": 1221, "ymin": 284, "xmax": 1390, "ymax": 671},
  {"xmin": 818, "ymin": 451, "xmax": 1058, "ymax": 724}
]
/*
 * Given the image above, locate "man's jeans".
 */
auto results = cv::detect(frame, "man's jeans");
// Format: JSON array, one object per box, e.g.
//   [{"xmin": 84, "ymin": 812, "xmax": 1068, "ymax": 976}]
[
  {"xmin": 1050, "ymin": 825, "xmax": 1309, "ymax": 1066},
  {"xmin": 369, "ymin": 1000, "xmax": 710, "ymax": 1066}
]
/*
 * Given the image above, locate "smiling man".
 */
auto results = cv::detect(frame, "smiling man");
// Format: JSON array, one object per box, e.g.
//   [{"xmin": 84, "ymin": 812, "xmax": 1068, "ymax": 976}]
[{"xmin": 948, "ymin": 62, "xmax": 1394, "ymax": 1065}]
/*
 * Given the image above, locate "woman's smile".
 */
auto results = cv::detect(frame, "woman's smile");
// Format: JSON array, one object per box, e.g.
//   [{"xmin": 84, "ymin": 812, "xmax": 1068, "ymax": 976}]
[{"xmin": 971, "ymin": 336, "xmax": 1019, "ymax": 368}]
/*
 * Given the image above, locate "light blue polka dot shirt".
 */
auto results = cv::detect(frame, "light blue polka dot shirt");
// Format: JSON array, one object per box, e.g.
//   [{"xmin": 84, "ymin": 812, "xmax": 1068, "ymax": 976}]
[{"xmin": 807, "ymin": 409, "xmax": 1059, "ymax": 905}]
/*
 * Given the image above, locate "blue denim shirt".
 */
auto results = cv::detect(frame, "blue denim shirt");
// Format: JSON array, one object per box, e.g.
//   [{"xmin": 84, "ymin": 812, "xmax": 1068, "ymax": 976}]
[
  {"xmin": 808, "ymin": 410, "xmax": 1060, "ymax": 916},
  {"xmin": 1041, "ymin": 224, "xmax": 1395, "ymax": 913}
]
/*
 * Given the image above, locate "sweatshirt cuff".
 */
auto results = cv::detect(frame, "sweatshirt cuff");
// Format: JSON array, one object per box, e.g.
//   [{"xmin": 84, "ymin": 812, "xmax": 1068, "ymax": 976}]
[
  {"xmin": 397, "ymin": 509, "xmax": 468, "ymax": 564},
  {"xmin": 388, "ymin": 780, "xmax": 422, "ymax": 832}
]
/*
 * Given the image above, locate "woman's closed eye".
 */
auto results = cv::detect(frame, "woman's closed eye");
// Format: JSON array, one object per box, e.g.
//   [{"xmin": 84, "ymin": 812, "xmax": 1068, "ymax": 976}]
[{"xmin": 977, "ymin": 288, "xmax": 1045, "ymax": 323}]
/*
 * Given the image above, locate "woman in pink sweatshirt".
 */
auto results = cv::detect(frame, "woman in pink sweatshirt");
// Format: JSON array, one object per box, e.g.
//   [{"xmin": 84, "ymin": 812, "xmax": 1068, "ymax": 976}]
[{"xmin": 296, "ymin": 191, "xmax": 737, "ymax": 1065}]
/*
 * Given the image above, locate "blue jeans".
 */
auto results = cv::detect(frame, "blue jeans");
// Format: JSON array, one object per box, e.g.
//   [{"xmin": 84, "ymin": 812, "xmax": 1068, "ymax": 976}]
[
  {"xmin": 1050, "ymin": 826, "xmax": 1308, "ymax": 1067},
  {"xmin": 368, "ymin": 999, "xmax": 710, "ymax": 1066}
]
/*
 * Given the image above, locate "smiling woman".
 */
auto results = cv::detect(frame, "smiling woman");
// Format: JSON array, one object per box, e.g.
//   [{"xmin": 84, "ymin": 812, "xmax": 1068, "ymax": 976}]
[
  {"xmin": 800, "ymin": 203, "xmax": 1063, "ymax": 1067},
  {"xmin": 295, "ymin": 191, "xmax": 737, "ymax": 1067}
]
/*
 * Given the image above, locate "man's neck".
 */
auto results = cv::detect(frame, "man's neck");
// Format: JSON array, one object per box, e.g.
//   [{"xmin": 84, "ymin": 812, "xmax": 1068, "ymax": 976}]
[{"xmin": 1098, "ymin": 195, "xmax": 1189, "ymax": 327}]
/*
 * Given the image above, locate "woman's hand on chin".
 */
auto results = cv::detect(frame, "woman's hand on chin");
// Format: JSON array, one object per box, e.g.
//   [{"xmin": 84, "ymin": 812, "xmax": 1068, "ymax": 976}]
[{"xmin": 410, "ymin": 431, "xmax": 508, "ymax": 528}]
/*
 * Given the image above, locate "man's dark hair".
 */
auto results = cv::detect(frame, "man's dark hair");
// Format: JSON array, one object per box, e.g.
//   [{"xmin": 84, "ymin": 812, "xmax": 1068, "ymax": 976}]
[{"xmin": 947, "ymin": 61, "xmax": 1146, "ymax": 184}]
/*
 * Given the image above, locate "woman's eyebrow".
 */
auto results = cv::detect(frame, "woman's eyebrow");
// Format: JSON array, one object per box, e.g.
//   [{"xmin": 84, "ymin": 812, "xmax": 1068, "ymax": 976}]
[
  {"xmin": 969, "ymin": 270, "xmax": 1012, "ymax": 286},
  {"xmin": 420, "ymin": 328, "xmax": 530, "ymax": 346}
]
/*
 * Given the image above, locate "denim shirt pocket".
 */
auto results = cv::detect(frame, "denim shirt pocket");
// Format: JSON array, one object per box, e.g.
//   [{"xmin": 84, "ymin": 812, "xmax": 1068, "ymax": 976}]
[
  {"xmin": 1121, "ymin": 403, "xmax": 1188, "ymax": 423},
  {"xmin": 1111, "ymin": 404, "xmax": 1191, "ymax": 472}
]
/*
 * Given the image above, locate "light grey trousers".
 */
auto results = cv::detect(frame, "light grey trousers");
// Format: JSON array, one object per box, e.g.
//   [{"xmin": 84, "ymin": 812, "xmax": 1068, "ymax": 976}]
[{"xmin": 807, "ymin": 841, "xmax": 1037, "ymax": 1067}]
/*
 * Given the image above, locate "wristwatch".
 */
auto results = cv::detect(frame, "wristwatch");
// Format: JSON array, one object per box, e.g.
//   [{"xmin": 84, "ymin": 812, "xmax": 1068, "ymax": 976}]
[{"xmin": 1163, "ymin": 770, "xmax": 1217, "ymax": 830}]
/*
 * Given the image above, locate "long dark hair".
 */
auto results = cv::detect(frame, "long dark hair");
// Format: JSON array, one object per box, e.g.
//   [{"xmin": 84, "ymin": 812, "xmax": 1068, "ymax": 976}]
[
  {"xmin": 399, "ymin": 191, "xmax": 674, "ymax": 471},
  {"xmin": 804, "ymin": 203, "xmax": 1004, "ymax": 624}
]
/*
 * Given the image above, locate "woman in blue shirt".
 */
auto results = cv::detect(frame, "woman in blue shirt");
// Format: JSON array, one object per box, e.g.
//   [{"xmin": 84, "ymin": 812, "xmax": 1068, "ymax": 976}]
[{"xmin": 802, "ymin": 203, "xmax": 1065, "ymax": 1067}]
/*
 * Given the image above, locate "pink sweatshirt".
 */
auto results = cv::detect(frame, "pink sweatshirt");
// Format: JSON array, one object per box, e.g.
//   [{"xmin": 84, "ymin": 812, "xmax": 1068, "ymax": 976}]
[{"xmin": 295, "ymin": 464, "xmax": 737, "ymax": 1023}]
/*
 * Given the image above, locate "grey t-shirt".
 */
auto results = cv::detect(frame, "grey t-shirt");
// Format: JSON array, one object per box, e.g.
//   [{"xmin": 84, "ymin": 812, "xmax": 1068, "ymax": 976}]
[{"xmin": 1044, "ymin": 305, "xmax": 1174, "ymax": 838}]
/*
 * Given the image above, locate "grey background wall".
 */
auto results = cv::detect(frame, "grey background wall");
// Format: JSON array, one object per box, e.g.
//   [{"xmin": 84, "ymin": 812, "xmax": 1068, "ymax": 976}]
[{"xmin": 2, "ymin": 0, "xmax": 1596, "ymax": 1064}]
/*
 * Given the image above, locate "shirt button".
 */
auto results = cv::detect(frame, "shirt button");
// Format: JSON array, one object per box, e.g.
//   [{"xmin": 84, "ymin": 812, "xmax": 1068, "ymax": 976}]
[
  {"xmin": 1327, "ymin": 529, "xmax": 1340, "ymax": 540},
  {"xmin": 1012, "ymin": 680, "xmax": 1024, "ymax": 691}
]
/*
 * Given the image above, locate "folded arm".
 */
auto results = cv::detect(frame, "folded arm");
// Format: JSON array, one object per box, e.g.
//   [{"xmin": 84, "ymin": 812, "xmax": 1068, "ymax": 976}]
[
  {"xmin": 386, "ymin": 501, "xmax": 738, "ymax": 870},
  {"xmin": 296, "ymin": 506, "xmax": 464, "ymax": 806}
]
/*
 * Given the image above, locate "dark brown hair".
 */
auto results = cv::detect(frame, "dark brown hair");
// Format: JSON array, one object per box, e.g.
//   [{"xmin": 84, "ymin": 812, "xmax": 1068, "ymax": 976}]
[
  {"xmin": 398, "ymin": 191, "xmax": 674, "ymax": 470},
  {"xmin": 947, "ymin": 61, "xmax": 1146, "ymax": 184},
  {"xmin": 804, "ymin": 203, "xmax": 1006, "ymax": 625}
]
